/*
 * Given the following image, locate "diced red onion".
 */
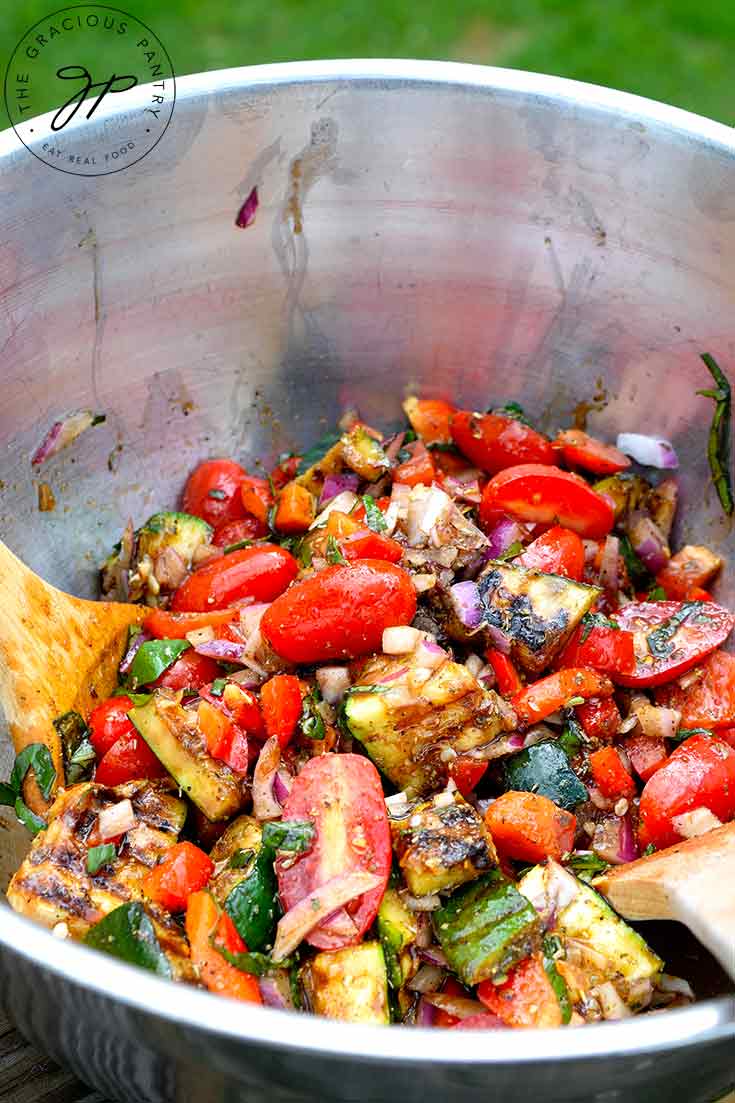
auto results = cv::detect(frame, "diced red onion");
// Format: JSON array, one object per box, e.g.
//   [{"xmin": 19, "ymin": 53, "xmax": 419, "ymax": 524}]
[
  {"xmin": 97, "ymin": 799, "xmax": 135, "ymax": 840},
  {"xmin": 319, "ymin": 472, "xmax": 360, "ymax": 506},
  {"xmin": 319, "ymin": 907, "xmax": 358, "ymax": 940},
  {"xmin": 119, "ymin": 630, "xmax": 151, "ymax": 675},
  {"xmin": 592, "ymin": 814, "xmax": 638, "ymax": 865},
  {"xmin": 484, "ymin": 623, "xmax": 511, "ymax": 654},
  {"xmin": 235, "ymin": 186, "xmax": 258, "ymax": 229},
  {"xmin": 599, "ymin": 535, "xmax": 620, "ymax": 595},
  {"xmin": 594, "ymin": 981, "xmax": 633, "ymax": 1020},
  {"xmin": 271, "ymin": 870, "xmax": 382, "ymax": 962},
  {"xmin": 518, "ymin": 859, "xmax": 578, "ymax": 930},
  {"xmin": 658, "ymin": 974, "xmax": 695, "ymax": 999},
  {"xmin": 315, "ymin": 665, "xmax": 351, "ymax": 704},
  {"xmin": 648, "ymin": 478, "xmax": 678, "ymax": 540},
  {"xmin": 194, "ymin": 639, "xmax": 246, "ymax": 663},
  {"xmin": 382, "ymin": 626, "xmax": 422, "ymax": 654},
  {"xmin": 449, "ymin": 581, "xmax": 484, "ymax": 630},
  {"xmin": 258, "ymin": 974, "xmax": 294, "ymax": 1009},
  {"xmin": 415, "ymin": 997, "xmax": 437, "ymax": 1027},
  {"xmin": 31, "ymin": 409, "xmax": 104, "ymax": 466},
  {"xmin": 443, "ymin": 474, "xmax": 482, "ymax": 505},
  {"xmin": 507, "ymin": 732, "xmax": 525, "ymax": 749},
  {"xmin": 377, "ymin": 666, "xmax": 410, "ymax": 685},
  {"xmin": 589, "ymin": 786, "xmax": 614, "ymax": 811},
  {"xmin": 404, "ymin": 893, "xmax": 442, "ymax": 912},
  {"xmin": 625, "ymin": 512, "xmax": 670, "ymax": 574},
  {"xmin": 272, "ymin": 769, "xmax": 292, "ymax": 806},
  {"xmin": 485, "ymin": 517, "xmax": 525, "ymax": 559},
  {"xmin": 310, "ymin": 490, "xmax": 359, "ymax": 529},
  {"xmin": 408, "ymin": 963, "xmax": 446, "ymax": 994},
  {"xmin": 423, "ymin": 993, "xmax": 488, "ymax": 1020},
  {"xmin": 415, "ymin": 638, "xmax": 446, "ymax": 669},
  {"xmin": 415, "ymin": 913, "xmax": 432, "ymax": 949},
  {"xmin": 616, "ymin": 433, "xmax": 679, "ymax": 470},
  {"xmin": 252, "ymin": 736, "xmax": 282, "ymax": 821},
  {"xmin": 417, "ymin": 946, "xmax": 448, "ymax": 968},
  {"xmin": 383, "ymin": 431, "xmax": 406, "ymax": 464}
]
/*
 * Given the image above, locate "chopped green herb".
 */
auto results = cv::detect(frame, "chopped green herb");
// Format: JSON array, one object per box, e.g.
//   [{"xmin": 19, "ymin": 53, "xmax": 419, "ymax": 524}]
[
  {"xmin": 671, "ymin": 726, "xmax": 713, "ymax": 745},
  {"xmin": 362, "ymin": 494, "xmax": 387, "ymax": 533},
  {"xmin": 580, "ymin": 611, "xmax": 618, "ymax": 643},
  {"xmin": 296, "ymin": 431, "xmax": 342, "ymax": 475},
  {"xmin": 223, "ymin": 539, "xmax": 252, "ymax": 554},
  {"xmin": 213, "ymin": 944, "xmax": 272, "ymax": 975},
  {"xmin": 698, "ymin": 353, "xmax": 733, "ymax": 516},
  {"xmin": 642, "ymin": 843, "xmax": 656, "ymax": 857},
  {"xmin": 647, "ymin": 585, "xmax": 667, "ymax": 602},
  {"xmin": 87, "ymin": 843, "xmax": 117, "ymax": 874},
  {"xmin": 53, "ymin": 710, "xmax": 93, "ymax": 785},
  {"xmin": 559, "ymin": 713, "xmax": 586, "ymax": 758},
  {"xmin": 542, "ymin": 936, "xmax": 572, "ymax": 1024},
  {"xmin": 91, "ymin": 413, "xmax": 107, "ymax": 427},
  {"xmin": 10, "ymin": 743, "xmax": 56, "ymax": 801},
  {"xmin": 261, "ymin": 820, "xmax": 316, "ymax": 854},
  {"xmin": 207, "ymin": 488, "xmax": 227, "ymax": 500},
  {"xmin": 228, "ymin": 848, "xmax": 256, "ymax": 870},
  {"xmin": 128, "ymin": 638, "xmax": 191, "ymax": 689},
  {"xmin": 84, "ymin": 902, "xmax": 172, "ymax": 977},
  {"xmin": 14, "ymin": 799, "xmax": 45, "ymax": 836},
  {"xmin": 646, "ymin": 601, "xmax": 705, "ymax": 660},
  {"xmin": 298, "ymin": 540, "xmax": 313, "ymax": 568},
  {"xmin": 497, "ymin": 540, "xmax": 522, "ymax": 561},
  {"xmin": 619, "ymin": 533, "xmax": 653, "ymax": 591},
  {"xmin": 426, "ymin": 442, "xmax": 457, "ymax": 453},
  {"xmin": 492, "ymin": 401, "xmax": 533, "ymax": 428},
  {"xmin": 299, "ymin": 690, "xmax": 326, "ymax": 740},
  {"xmin": 210, "ymin": 678, "xmax": 227, "ymax": 697},
  {"xmin": 565, "ymin": 851, "xmax": 610, "ymax": 883},
  {"xmin": 66, "ymin": 739, "xmax": 96, "ymax": 784},
  {"xmin": 325, "ymin": 535, "xmax": 347, "ymax": 565},
  {"xmin": 402, "ymin": 428, "xmax": 418, "ymax": 444}
]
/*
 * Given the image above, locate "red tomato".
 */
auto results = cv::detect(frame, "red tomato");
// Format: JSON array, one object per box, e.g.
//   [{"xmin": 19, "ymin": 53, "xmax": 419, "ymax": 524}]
[
  {"xmin": 276, "ymin": 754, "xmax": 391, "ymax": 950},
  {"xmin": 260, "ymin": 675, "xmax": 304, "ymax": 748},
  {"xmin": 89, "ymin": 696, "xmax": 136, "ymax": 757},
  {"xmin": 95, "ymin": 730, "xmax": 167, "ymax": 786},
  {"xmin": 240, "ymin": 476, "xmax": 274, "ymax": 524},
  {"xmin": 517, "ymin": 526, "xmax": 585, "ymax": 580},
  {"xmin": 556, "ymin": 624, "xmax": 636, "ymax": 676},
  {"xmin": 261, "ymin": 560, "xmax": 417, "ymax": 663},
  {"xmin": 555, "ymin": 429, "xmax": 631, "ymax": 476},
  {"xmin": 433, "ymin": 977, "xmax": 467, "ymax": 1028},
  {"xmin": 655, "ymin": 650, "xmax": 735, "ymax": 729},
  {"xmin": 623, "ymin": 733, "xmax": 668, "ymax": 782},
  {"xmin": 270, "ymin": 455, "xmax": 301, "ymax": 490},
  {"xmin": 393, "ymin": 445, "xmax": 437, "ymax": 487},
  {"xmin": 575, "ymin": 696, "xmax": 621, "ymax": 741},
  {"xmin": 171, "ymin": 545, "xmax": 298, "ymax": 612},
  {"xmin": 142, "ymin": 842, "xmax": 214, "ymax": 912},
  {"xmin": 718, "ymin": 727, "xmax": 735, "ymax": 749},
  {"xmin": 479, "ymin": 465, "xmax": 615, "ymax": 539},
  {"xmin": 451, "ymin": 411, "xmax": 555, "ymax": 475},
  {"xmin": 404, "ymin": 398, "xmax": 455, "ymax": 446},
  {"xmin": 478, "ymin": 953, "xmax": 562, "ymax": 1028},
  {"xmin": 182, "ymin": 459, "xmax": 247, "ymax": 527},
  {"xmin": 153, "ymin": 650, "xmax": 223, "ymax": 692},
  {"xmin": 197, "ymin": 698, "xmax": 249, "ymax": 775},
  {"xmin": 588, "ymin": 746, "xmax": 637, "ymax": 800},
  {"xmin": 611, "ymin": 601, "xmax": 735, "ymax": 689},
  {"xmin": 144, "ymin": 607, "xmax": 240, "ymax": 640},
  {"xmin": 220, "ymin": 683, "xmax": 264, "ymax": 736},
  {"xmin": 212, "ymin": 517, "xmax": 267, "ymax": 546},
  {"xmin": 638, "ymin": 734, "xmax": 735, "ymax": 850},
  {"xmin": 351, "ymin": 496, "xmax": 391, "ymax": 523},
  {"xmin": 449, "ymin": 757, "xmax": 488, "ymax": 797},
  {"xmin": 451, "ymin": 1013, "xmax": 507, "ymax": 1030},
  {"xmin": 485, "ymin": 649, "xmax": 523, "ymax": 696},
  {"xmin": 341, "ymin": 530, "xmax": 403, "ymax": 564},
  {"xmin": 512, "ymin": 668, "xmax": 614, "ymax": 725}
]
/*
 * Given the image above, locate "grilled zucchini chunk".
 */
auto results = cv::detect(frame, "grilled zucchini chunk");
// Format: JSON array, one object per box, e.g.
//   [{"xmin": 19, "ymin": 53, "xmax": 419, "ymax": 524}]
[
  {"xmin": 390, "ymin": 791, "xmax": 496, "ymax": 897},
  {"xmin": 476, "ymin": 560, "xmax": 600, "ymax": 674},
  {"xmin": 208, "ymin": 814, "xmax": 262, "ymax": 906},
  {"xmin": 592, "ymin": 474, "xmax": 650, "ymax": 523},
  {"xmin": 377, "ymin": 888, "xmax": 418, "ymax": 988},
  {"xmin": 434, "ymin": 870, "xmax": 541, "ymax": 986},
  {"xmin": 340, "ymin": 425, "xmax": 390, "ymax": 481},
  {"xmin": 7, "ymin": 780, "xmax": 191, "ymax": 977},
  {"xmin": 302, "ymin": 942, "xmax": 390, "ymax": 1024},
  {"xmin": 101, "ymin": 511, "xmax": 212, "ymax": 603},
  {"xmin": 129, "ymin": 693, "xmax": 246, "ymax": 821},
  {"xmin": 519, "ymin": 861, "xmax": 662, "ymax": 1015},
  {"xmin": 343, "ymin": 654, "xmax": 517, "ymax": 797}
]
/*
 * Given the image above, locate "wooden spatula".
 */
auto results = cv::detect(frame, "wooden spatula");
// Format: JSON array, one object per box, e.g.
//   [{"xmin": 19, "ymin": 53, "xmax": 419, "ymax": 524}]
[
  {"xmin": 0, "ymin": 539, "xmax": 145, "ymax": 812},
  {"xmin": 594, "ymin": 822, "xmax": 735, "ymax": 979}
]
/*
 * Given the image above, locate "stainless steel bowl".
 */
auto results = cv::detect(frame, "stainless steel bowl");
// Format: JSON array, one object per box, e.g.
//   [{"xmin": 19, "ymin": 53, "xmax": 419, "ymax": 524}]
[{"xmin": 0, "ymin": 59, "xmax": 734, "ymax": 1103}]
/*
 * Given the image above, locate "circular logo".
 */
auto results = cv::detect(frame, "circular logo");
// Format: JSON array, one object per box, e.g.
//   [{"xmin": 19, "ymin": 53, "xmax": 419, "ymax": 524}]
[{"xmin": 3, "ymin": 4, "xmax": 175, "ymax": 176}]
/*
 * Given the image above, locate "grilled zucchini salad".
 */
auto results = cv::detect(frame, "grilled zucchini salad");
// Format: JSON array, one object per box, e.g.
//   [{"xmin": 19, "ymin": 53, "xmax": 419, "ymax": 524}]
[{"xmin": 7, "ymin": 373, "xmax": 735, "ymax": 1030}]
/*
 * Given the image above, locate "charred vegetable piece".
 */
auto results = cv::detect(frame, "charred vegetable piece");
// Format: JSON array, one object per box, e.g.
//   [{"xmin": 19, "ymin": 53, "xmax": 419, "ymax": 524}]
[
  {"xmin": 340, "ymin": 425, "xmax": 390, "ymax": 481},
  {"xmin": 476, "ymin": 560, "xmax": 600, "ymax": 674},
  {"xmin": 390, "ymin": 791, "xmax": 496, "ymax": 897},
  {"xmin": 592, "ymin": 474, "xmax": 650, "ymax": 522},
  {"xmin": 102, "ymin": 512, "xmax": 212, "ymax": 603},
  {"xmin": 503, "ymin": 742, "xmax": 588, "ymax": 811},
  {"xmin": 518, "ymin": 862, "xmax": 662, "ymax": 1009},
  {"xmin": 302, "ymin": 942, "xmax": 390, "ymax": 1025},
  {"xmin": 294, "ymin": 436, "xmax": 344, "ymax": 495},
  {"xmin": 342, "ymin": 654, "xmax": 516, "ymax": 797},
  {"xmin": 129, "ymin": 695, "xmax": 245, "ymax": 821},
  {"xmin": 208, "ymin": 815, "xmax": 263, "ymax": 905},
  {"xmin": 136, "ymin": 512, "xmax": 212, "ymax": 565},
  {"xmin": 434, "ymin": 870, "xmax": 541, "ymax": 986},
  {"xmin": 377, "ymin": 888, "xmax": 417, "ymax": 988}
]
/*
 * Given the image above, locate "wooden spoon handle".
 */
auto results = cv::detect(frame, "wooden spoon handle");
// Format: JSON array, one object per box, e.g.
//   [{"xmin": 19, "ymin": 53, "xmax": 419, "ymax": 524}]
[{"xmin": 0, "ymin": 540, "xmax": 144, "ymax": 810}]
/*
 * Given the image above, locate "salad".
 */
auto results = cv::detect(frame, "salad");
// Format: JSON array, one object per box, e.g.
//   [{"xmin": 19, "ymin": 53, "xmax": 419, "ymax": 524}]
[{"xmin": 5, "ymin": 369, "xmax": 734, "ymax": 1030}]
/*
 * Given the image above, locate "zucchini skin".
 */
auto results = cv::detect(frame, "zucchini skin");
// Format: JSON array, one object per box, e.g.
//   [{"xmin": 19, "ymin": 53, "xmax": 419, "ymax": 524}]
[{"xmin": 503, "ymin": 742, "xmax": 588, "ymax": 811}]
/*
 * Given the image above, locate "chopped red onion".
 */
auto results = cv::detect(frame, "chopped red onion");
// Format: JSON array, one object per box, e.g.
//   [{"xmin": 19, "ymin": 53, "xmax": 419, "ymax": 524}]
[
  {"xmin": 310, "ymin": 490, "xmax": 359, "ymax": 529},
  {"xmin": 119, "ymin": 630, "xmax": 151, "ymax": 675},
  {"xmin": 415, "ymin": 638, "xmax": 446, "ymax": 669},
  {"xmin": 507, "ymin": 732, "xmax": 525, "ymax": 749},
  {"xmin": 415, "ymin": 913, "xmax": 432, "ymax": 949},
  {"xmin": 648, "ymin": 478, "xmax": 678, "ymax": 540},
  {"xmin": 599, "ymin": 534, "xmax": 620, "ymax": 594},
  {"xmin": 252, "ymin": 736, "xmax": 282, "ymax": 821},
  {"xmin": 382, "ymin": 431, "xmax": 406, "ymax": 464},
  {"xmin": 194, "ymin": 639, "xmax": 246, "ymax": 663},
  {"xmin": 272, "ymin": 769, "xmax": 292, "ymax": 806},
  {"xmin": 382, "ymin": 626, "xmax": 422, "ymax": 654},
  {"xmin": 97, "ymin": 799, "xmax": 135, "ymax": 840},
  {"xmin": 616, "ymin": 433, "xmax": 679, "ymax": 470},
  {"xmin": 31, "ymin": 409, "xmax": 105, "ymax": 466},
  {"xmin": 258, "ymin": 975, "xmax": 294, "ymax": 1010},
  {"xmin": 671, "ymin": 806, "xmax": 723, "ymax": 838},
  {"xmin": 408, "ymin": 964, "xmax": 446, "ymax": 994},
  {"xmin": 315, "ymin": 665, "xmax": 351, "ymax": 704},
  {"xmin": 417, "ymin": 946, "xmax": 448, "ymax": 968},
  {"xmin": 443, "ymin": 474, "xmax": 482, "ymax": 505},
  {"xmin": 592, "ymin": 814, "xmax": 638, "ymax": 865},
  {"xmin": 377, "ymin": 666, "xmax": 410, "ymax": 684},
  {"xmin": 449, "ymin": 581, "xmax": 484, "ymax": 630},
  {"xmin": 415, "ymin": 997, "xmax": 437, "ymax": 1027},
  {"xmin": 485, "ymin": 623, "xmax": 511, "ymax": 654},
  {"xmin": 319, "ymin": 472, "xmax": 360, "ymax": 506},
  {"xmin": 404, "ymin": 892, "xmax": 442, "ymax": 912},
  {"xmin": 625, "ymin": 512, "xmax": 670, "ymax": 574},
  {"xmin": 423, "ymin": 993, "xmax": 487, "ymax": 1020},
  {"xmin": 485, "ymin": 518, "xmax": 525, "ymax": 559},
  {"xmin": 271, "ymin": 870, "xmax": 382, "ymax": 962},
  {"xmin": 235, "ymin": 186, "xmax": 259, "ymax": 229}
]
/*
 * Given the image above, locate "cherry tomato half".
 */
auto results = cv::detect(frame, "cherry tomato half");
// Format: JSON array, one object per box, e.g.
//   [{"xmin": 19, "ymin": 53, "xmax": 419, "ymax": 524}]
[
  {"xmin": 182, "ymin": 459, "xmax": 247, "ymax": 527},
  {"xmin": 654, "ymin": 650, "xmax": 735, "ymax": 730},
  {"xmin": 517, "ymin": 526, "xmax": 585, "ymax": 581},
  {"xmin": 89, "ymin": 695, "xmax": 136, "ymax": 757},
  {"xmin": 638, "ymin": 734, "xmax": 735, "ymax": 850},
  {"xmin": 555, "ymin": 429, "xmax": 631, "ymax": 476},
  {"xmin": 95, "ymin": 730, "xmax": 167, "ymax": 786},
  {"xmin": 341, "ymin": 530, "xmax": 404, "ymax": 564},
  {"xmin": 451, "ymin": 411, "xmax": 555, "ymax": 475},
  {"xmin": 260, "ymin": 674, "xmax": 304, "ymax": 748},
  {"xmin": 171, "ymin": 544, "xmax": 298, "ymax": 612},
  {"xmin": 479, "ymin": 465, "xmax": 615, "ymax": 540},
  {"xmin": 404, "ymin": 397, "xmax": 455, "ymax": 446},
  {"xmin": 212, "ymin": 517, "xmax": 268, "ymax": 546},
  {"xmin": 276, "ymin": 754, "xmax": 391, "ymax": 950},
  {"xmin": 261, "ymin": 560, "xmax": 417, "ymax": 663},
  {"xmin": 611, "ymin": 601, "xmax": 735, "ymax": 689},
  {"xmin": 556, "ymin": 624, "xmax": 636, "ymax": 677},
  {"xmin": 153, "ymin": 649, "xmax": 223, "ymax": 692}
]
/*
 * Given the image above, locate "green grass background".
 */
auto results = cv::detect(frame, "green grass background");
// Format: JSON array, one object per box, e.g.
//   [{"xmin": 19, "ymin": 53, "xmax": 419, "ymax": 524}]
[{"xmin": 3, "ymin": 0, "xmax": 734, "ymax": 124}]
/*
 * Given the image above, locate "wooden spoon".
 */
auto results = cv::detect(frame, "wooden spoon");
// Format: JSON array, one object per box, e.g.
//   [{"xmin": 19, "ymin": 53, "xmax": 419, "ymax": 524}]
[
  {"xmin": 594, "ymin": 822, "xmax": 735, "ymax": 980},
  {"xmin": 0, "ymin": 540, "xmax": 145, "ymax": 812}
]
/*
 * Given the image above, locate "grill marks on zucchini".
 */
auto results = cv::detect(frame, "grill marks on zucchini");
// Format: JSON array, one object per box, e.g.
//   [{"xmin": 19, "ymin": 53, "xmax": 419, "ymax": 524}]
[{"xmin": 390, "ymin": 793, "xmax": 497, "ymax": 897}]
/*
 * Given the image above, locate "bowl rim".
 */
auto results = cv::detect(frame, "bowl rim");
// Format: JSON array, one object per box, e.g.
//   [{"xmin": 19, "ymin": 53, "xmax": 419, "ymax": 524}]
[{"xmin": 1, "ymin": 58, "xmax": 734, "ymax": 1066}]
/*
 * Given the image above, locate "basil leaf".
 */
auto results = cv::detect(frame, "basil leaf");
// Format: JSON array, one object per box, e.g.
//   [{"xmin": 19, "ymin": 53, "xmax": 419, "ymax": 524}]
[
  {"xmin": 619, "ymin": 533, "xmax": 653, "ymax": 591},
  {"xmin": 580, "ymin": 611, "xmax": 618, "ymax": 643},
  {"xmin": 362, "ymin": 494, "xmax": 387, "ymax": 533},
  {"xmin": 14, "ymin": 798, "xmax": 45, "ymax": 836},
  {"xmin": 225, "ymin": 853, "xmax": 279, "ymax": 952},
  {"xmin": 559, "ymin": 713, "xmax": 586, "ymax": 758},
  {"xmin": 325, "ymin": 535, "xmax": 347, "ymax": 565},
  {"xmin": 646, "ymin": 601, "xmax": 705, "ymax": 660},
  {"xmin": 542, "ymin": 936, "xmax": 572, "ymax": 1024},
  {"xmin": 66, "ymin": 738, "xmax": 96, "ymax": 784},
  {"xmin": 223, "ymin": 539, "xmax": 252, "ymax": 554},
  {"xmin": 492, "ymin": 401, "xmax": 533, "ymax": 428},
  {"xmin": 210, "ymin": 678, "xmax": 227, "ymax": 697},
  {"xmin": 299, "ymin": 690, "xmax": 326, "ymax": 740},
  {"xmin": 296, "ymin": 431, "xmax": 341, "ymax": 476},
  {"xmin": 261, "ymin": 820, "xmax": 315, "ymax": 855},
  {"xmin": 298, "ymin": 540, "xmax": 313, "ymax": 568},
  {"xmin": 647, "ymin": 585, "xmax": 667, "ymax": 602},
  {"xmin": 402, "ymin": 428, "xmax": 418, "ymax": 444},
  {"xmin": 670, "ymin": 726, "xmax": 713, "ymax": 745},
  {"xmin": 53, "ymin": 710, "xmax": 92, "ymax": 785},
  {"xmin": 699, "ymin": 353, "xmax": 733, "ymax": 517},
  {"xmin": 565, "ymin": 851, "xmax": 610, "ymax": 884},
  {"xmin": 128, "ymin": 639, "xmax": 191, "ymax": 688},
  {"xmin": 0, "ymin": 783, "xmax": 17, "ymax": 807},
  {"xmin": 113, "ymin": 689, "xmax": 152, "ymax": 707},
  {"xmin": 213, "ymin": 944, "xmax": 273, "ymax": 976},
  {"xmin": 84, "ymin": 902, "xmax": 172, "ymax": 977},
  {"xmin": 87, "ymin": 843, "xmax": 117, "ymax": 874},
  {"xmin": 228, "ymin": 848, "xmax": 256, "ymax": 870},
  {"xmin": 642, "ymin": 843, "xmax": 656, "ymax": 857},
  {"xmin": 497, "ymin": 540, "xmax": 522, "ymax": 562},
  {"xmin": 10, "ymin": 743, "xmax": 56, "ymax": 801}
]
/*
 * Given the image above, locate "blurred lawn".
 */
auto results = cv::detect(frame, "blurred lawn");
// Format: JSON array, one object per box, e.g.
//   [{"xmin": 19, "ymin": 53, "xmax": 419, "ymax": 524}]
[{"xmin": 3, "ymin": 0, "xmax": 734, "ymax": 124}]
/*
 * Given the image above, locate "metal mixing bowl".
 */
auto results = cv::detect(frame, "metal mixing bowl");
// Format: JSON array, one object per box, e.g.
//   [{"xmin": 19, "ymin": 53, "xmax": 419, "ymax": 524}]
[{"xmin": 0, "ymin": 59, "xmax": 734, "ymax": 1103}]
